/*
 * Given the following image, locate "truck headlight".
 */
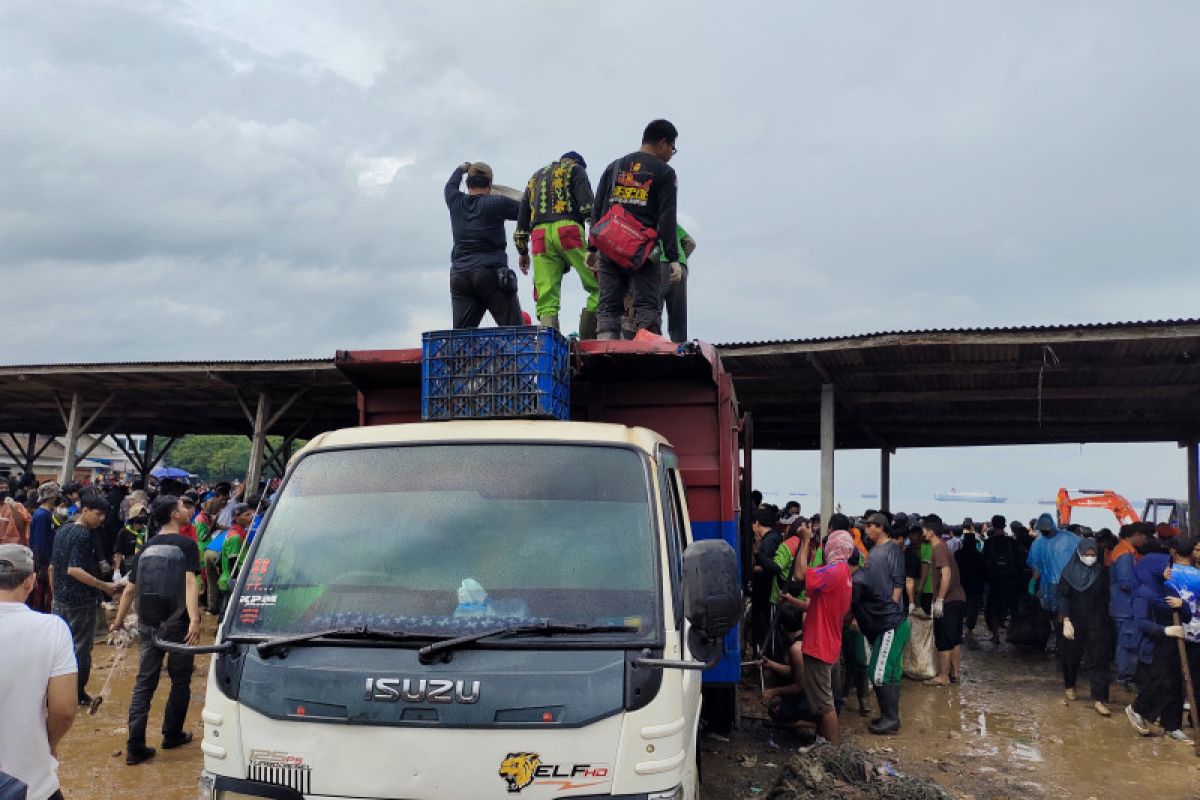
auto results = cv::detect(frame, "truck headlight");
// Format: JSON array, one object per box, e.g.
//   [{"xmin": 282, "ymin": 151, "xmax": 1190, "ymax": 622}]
[{"xmin": 648, "ymin": 787, "xmax": 684, "ymax": 800}]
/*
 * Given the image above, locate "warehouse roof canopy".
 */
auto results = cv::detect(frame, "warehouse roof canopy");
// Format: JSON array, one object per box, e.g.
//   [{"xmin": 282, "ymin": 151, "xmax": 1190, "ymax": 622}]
[{"xmin": 1, "ymin": 318, "xmax": 1197, "ymax": 450}]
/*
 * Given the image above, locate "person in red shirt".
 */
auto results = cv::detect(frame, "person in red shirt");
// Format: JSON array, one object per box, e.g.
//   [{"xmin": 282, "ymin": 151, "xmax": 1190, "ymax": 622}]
[
  {"xmin": 780, "ymin": 518, "xmax": 855, "ymax": 745},
  {"xmin": 177, "ymin": 495, "xmax": 198, "ymax": 542}
]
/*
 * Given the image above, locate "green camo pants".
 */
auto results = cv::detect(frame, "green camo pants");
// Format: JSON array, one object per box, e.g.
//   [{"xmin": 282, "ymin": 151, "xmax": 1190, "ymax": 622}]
[{"xmin": 531, "ymin": 219, "xmax": 599, "ymax": 319}]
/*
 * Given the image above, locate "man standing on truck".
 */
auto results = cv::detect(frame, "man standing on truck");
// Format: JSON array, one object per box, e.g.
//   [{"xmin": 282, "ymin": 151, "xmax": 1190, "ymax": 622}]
[
  {"xmin": 589, "ymin": 119, "xmax": 680, "ymax": 340},
  {"xmin": 513, "ymin": 152, "xmax": 598, "ymax": 336},
  {"xmin": 658, "ymin": 224, "xmax": 695, "ymax": 342},
  {"xmin": 445, "ymin": 161, "xmax": 524, "ymax": 329}
]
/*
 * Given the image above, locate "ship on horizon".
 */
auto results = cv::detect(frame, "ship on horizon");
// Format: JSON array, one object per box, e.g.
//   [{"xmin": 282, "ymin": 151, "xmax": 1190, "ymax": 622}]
[{"xmin": 934, "ymin": 488, "xmax": 1007, "ymax": 504}]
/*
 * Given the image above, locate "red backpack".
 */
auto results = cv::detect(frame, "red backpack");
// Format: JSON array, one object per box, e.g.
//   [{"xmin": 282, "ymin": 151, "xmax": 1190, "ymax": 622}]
[{"xmin": 589, "ymin": 165, "xmax": 658, "ymax": 270}]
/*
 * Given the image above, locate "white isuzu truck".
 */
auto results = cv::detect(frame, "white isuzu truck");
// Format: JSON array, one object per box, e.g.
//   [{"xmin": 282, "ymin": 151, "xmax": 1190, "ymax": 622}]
[{"xmin": 177, "ymin": 419, "xmax": 741, "ymax": 800}]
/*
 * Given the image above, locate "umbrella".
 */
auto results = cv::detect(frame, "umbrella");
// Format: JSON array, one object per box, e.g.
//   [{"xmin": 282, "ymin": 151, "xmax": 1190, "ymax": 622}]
[{"xmin": 151, "ymin": 466, "xmax": 190, "ymax": 480}]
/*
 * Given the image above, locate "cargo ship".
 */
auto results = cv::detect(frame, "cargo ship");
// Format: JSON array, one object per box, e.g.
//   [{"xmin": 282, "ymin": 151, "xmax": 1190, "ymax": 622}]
[{"xmin": 934, "ymin": 489, "xmax": 1007, "ymax": 504}]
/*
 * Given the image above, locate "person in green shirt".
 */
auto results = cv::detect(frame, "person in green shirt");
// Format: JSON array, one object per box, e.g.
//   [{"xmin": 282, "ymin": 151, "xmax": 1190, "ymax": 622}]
[
  {"xmin": 218, "ymin": 503, "xmax": 252, "ymax": 612},
  {"xmin": 658, "ymin": 225, "xmax": 695, "ymax": 343}
]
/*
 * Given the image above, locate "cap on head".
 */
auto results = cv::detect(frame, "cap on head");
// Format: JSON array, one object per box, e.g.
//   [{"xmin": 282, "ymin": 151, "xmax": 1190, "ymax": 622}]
[
  {"xmin": 560, "ymin": 151, "xmax": 587, "ymax": 169},
  {"xmin": 37, "ymin": 482, "xmax": 63, "ymax": 503},
  {"xmin": 0, "ymin": 544, "xmax": 35, "ymax": 575},
  {"xmin": 231, "ymin": 502, "xmax": 253, "ymax": 518},
  {"xmin": 864, "ymin": 512, "xmax": 889, "ymax": 528}
]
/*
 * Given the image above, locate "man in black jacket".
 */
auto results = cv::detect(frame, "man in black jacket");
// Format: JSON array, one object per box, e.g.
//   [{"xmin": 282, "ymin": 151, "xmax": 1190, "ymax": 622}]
[
  {"xmin": 589, "ymin": 119, "xmax": 680, "ymax": 340},
  {"xmin": 444, "ymin": 162, "xmax": 524, "ymax": 329}
]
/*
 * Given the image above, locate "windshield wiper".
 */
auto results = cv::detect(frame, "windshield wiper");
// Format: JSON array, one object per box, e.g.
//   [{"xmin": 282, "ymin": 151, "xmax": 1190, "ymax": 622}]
[
  {"xmin": 257, "ymin": 626, "xmax": 432, "ymax": 658},
  {"xmin": 418, "ymin": 622, "xmax": 639, "ymax": 664}
]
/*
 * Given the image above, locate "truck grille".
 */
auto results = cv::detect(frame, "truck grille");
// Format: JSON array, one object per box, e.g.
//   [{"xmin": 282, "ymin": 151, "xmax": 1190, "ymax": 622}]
[{"xmin": 248, "ymin": 760, "xmax": 312, "ymax": 795}]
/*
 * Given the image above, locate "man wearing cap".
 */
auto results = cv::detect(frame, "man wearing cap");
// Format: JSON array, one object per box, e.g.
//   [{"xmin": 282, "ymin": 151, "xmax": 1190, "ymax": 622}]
[
  {"xmin": 513, "ymin": 152, "xmax": 598, "ymax": 336},
  {"xmin": 0, "ymin": 476, "xmax": 31, "ymax": 546},
  {"xmin": 853, "ymin": 512, "xmax": 909, "ymax": 733},
  {"xmin": 0, "ymin": 544, "xmax": 78, "ymax": 800},
  {"xmin": 28, "ymin": 482, "xmax": 62, "ymax": 612},
  {"xmin": 445, "ymin": 161, "xmax": 524, "ymax": 329}
]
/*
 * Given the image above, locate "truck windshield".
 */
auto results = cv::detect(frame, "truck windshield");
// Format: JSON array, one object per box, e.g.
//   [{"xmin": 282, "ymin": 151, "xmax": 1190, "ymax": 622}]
[{"xmin": 227, "ymin": 443, "xmax": 660, "ymax": 644}]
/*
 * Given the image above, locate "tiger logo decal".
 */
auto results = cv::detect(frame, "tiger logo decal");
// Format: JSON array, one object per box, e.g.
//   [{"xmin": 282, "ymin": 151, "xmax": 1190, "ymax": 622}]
[{"xmin": 499, "ymin": 752, "xmax": 540, "ymax": 793}]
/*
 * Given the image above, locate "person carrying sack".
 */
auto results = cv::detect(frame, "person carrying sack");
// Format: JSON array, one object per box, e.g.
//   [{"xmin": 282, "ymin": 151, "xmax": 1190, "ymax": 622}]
[
  {"xmin": 513, "ymin": 152, "xmax": 598, "ymax": 336},
  {"xmin": 588, "ymin": 119, "xmax": 680, "ymax": 340}
]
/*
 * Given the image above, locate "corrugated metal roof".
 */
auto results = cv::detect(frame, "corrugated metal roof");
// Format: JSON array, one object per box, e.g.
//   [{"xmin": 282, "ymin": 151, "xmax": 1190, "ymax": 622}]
[{"xmin": 716, "ymin": 318, "xmax": 1200, "ymax": 348}]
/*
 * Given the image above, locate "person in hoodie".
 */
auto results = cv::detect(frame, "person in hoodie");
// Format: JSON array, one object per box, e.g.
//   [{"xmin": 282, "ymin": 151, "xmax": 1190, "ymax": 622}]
[
  {"xmin": 956, "ymin": 531, "xmax": 987, "ymax": 636},
  {"xmin": 1026, "ymin": 513, "xmax": 1081, "ymax": 643},
  {"xmin": 1110, "ymin": 524, "xmax": 1148, "ymax": 690},
  {"xmin": 1058, "ymin": 538, "xmax": 1113, "ymax": 717},
  {"xmin": 1125, "ymin": 551, "xmax": 1191, "ymax": 742}
]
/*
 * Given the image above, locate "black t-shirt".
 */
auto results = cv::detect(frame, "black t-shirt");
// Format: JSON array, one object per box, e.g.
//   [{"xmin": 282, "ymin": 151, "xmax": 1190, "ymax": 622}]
[
  {"xmin": 128, "ymin": 532, "xmax": 202, "ymax": 629},
  {"xmin": 115, "ymin": 526, "xmax": 145, "ymax": 560},
  {"xmin": 445, "ymin": 167, "xmax": 521, "ymax": 271},
  {"xmin": 51, "ymin": 523, "xmax": 102, "ymax": 608},
  {"xmin": 591, "ymin": 152, "xmax": 679, "ymax": 262}
]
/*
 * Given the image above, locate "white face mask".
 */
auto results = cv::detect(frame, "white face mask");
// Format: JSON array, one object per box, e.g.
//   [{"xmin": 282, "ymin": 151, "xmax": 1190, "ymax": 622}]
[
  {"xmin": 1080, "ymin": 555, "xmax": 1098, "ymax": 567},
  {"xmin": 55, "ymin": 506, "xmax": 68, "ymax": 517}
]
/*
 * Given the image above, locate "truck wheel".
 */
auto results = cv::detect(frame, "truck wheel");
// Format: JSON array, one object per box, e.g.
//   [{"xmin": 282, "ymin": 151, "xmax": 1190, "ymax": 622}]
[{"xmin": 700, "ymin": 683, "xmax": 738, "ymax": 736}]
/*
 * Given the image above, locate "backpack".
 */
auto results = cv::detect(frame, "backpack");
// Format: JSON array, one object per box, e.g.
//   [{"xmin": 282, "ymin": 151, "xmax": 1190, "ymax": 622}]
[
  {"xmin": 136, "ymin": 544, "xmax": 187, "ymax": 629},
  {"xmin": 589, "ymin": 162, "xmax": 658, "ymax": 270},
  {"xmin": 988, "ymin": 536, "xmax": 1018, "ymax": 577}
]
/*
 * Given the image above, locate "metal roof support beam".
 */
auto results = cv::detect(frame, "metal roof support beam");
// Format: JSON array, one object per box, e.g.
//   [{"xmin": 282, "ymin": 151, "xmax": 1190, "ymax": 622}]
[
  {"xmin": 57, "ymin": 394, "xmax": 82, "ymax": 484},
  {"xmin": 881, "ymin": 448, "xmax": 892, "ymax": 512},
  {"xmin": 145, "ymin": 435, "xmax": 179, "ymax": 477},
  {"xmin": 76, "ymin": 419, "xmax": 124, "ymax": 462},
  {"xmin": 245, "ymin": 393, "xmax": 271, "ymax": 496},
  {"xmin": 820, "ymin": 383, "xmax": 835, "ymax": 535},
  {"xmin": 1186, "ymin": 439, "xmax": 1198, "ymax": 536},
  {"xmin": 0, "ymin": 437, "xmax": 23, "ymax": 472},
  {"xmin": 30, "ymin": 435, "xmax": 56, "ymax": 470},
  {"xmin": 809, "ymin": 354, "xmax": 890, "ymax": 451}
]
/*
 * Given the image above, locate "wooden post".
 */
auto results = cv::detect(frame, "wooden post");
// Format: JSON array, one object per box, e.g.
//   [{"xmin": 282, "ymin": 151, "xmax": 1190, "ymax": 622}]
[
  {"xmin": 881, "ymin": 448, "xmax": 892, "ymax": 512},
  {"xmin": 245, "ymin": 393, "xmax": 271, "ymax": 497},
  {"xmin": 58, "ymin": 393, "xmax": 82, "ymax": 485},
  {"xmin": 1187, "ymin": 439, "xmax": 1199, "ymax": 537},
  {"xmin": 820, "ymin": 383, "xmax": 835, "ymax": 535}
]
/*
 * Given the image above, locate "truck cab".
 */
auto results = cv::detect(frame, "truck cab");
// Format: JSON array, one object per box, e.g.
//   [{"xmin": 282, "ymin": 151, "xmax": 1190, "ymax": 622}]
[{"xmin": 197, "ymin": 418, "xmax": 740, "ymax": 799}]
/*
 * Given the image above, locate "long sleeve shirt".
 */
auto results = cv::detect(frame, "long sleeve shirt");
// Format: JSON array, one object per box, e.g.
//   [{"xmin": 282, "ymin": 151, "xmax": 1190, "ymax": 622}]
[
  {"xmin": 444, "ymin": 167, "xmax": 520, "ymax": 271},
  {"xmin": 1109, "ymin": 546, "xmax": 1137, "ymax": 618},
  {"xmin": 590, "ymin": 151, "xmax": 679, "ymax": 262},
  {"xmin": 513, "ymin": 160, "xmax": 594, "ymax": 255}
]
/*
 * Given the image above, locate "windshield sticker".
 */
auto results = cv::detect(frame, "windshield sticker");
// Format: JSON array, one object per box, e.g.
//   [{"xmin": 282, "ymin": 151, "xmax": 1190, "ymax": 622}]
[
  {"xmin": 239, "ymin": 594, "xmax": 278, "ymax": 608},
  {"xmin": 498, "ymin": 753, "xmax": 611, "ymax": 794}
]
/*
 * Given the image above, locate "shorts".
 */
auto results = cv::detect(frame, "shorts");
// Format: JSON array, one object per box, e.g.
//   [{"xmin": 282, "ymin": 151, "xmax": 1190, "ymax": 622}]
[
  {"xmin": 802, "ymin": 654, "xmax": 835, "ymax": 714},
  {"xmin": 933, "ymin": 601, "xmax": 966, "ymax": 651},
  {"xmin": 869, "ymin": 620, "xmax": 910, "ymax": 686}
]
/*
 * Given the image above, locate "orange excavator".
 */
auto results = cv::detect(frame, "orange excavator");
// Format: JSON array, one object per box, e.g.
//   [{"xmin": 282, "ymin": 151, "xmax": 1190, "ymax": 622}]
[{"xmin": 1056, "ymin": 488, "xmax": 1140, "ymax": 528}]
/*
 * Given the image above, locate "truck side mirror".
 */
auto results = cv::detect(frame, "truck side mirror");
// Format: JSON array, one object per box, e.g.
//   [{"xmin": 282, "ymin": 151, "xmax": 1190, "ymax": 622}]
[{"xmin": 682, "ymin": 540, "xmax": 741, "ymax": 666}]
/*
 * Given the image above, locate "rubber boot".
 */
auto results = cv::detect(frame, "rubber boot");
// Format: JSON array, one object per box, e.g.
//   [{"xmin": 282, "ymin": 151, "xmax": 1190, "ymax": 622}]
[
  {"xmin": 538, "ymin": 314, "xmax": 559, "ymax": 331},
  {"xmin": 868, "ymin": 684, "xmax": 901, "ymax": 734},
  {"xmin": 578, "ymin": 309, "xmax": 598, "ymax": 340}
]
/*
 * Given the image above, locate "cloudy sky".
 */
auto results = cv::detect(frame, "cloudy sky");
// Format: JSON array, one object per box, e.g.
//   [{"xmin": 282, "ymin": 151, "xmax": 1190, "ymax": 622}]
[{"xmin": 3, "ymin": 1, "xmax": 1196, "ymax": 505}]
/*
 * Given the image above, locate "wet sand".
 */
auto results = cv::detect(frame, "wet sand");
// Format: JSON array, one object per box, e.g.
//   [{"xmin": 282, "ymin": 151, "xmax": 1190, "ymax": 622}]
[{"xmin": 56, "ymin": 620, "xmax": 1200, "ymax": 799}]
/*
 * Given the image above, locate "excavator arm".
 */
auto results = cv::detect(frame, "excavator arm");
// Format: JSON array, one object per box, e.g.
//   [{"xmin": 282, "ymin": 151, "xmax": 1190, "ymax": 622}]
[{"xmin": 1056, "ymin": 488, "xmax": 1140, "ymax": 528}]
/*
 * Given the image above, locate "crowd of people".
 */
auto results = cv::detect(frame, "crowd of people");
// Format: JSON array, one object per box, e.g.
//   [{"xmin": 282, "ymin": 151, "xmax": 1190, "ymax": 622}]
[
  {"xmin": 444, "ymin": 118, "xmax": 695, "ymax": 342},
  {"xmin": 0, "ymin": 472, "xmax": 274, "ymax": 798},
  {"xmin": 746, "ymin": 494, "xmax": 1200, "ymax": 750}
]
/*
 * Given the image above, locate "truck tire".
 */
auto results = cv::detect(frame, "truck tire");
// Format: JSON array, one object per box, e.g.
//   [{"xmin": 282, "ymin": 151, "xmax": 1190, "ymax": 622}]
[{"xmin": 700, "ymin": 683, "xmax": 738, "ymax": 736}]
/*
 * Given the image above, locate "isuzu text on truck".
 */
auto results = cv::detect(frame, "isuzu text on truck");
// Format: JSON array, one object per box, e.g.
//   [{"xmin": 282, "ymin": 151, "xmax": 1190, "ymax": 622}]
[{"xmin": 165, "ymin": 331, "xmax": 750, "ymax": 800}]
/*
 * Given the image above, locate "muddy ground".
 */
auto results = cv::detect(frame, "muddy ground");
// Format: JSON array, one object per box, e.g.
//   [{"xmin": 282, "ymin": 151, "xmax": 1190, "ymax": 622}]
[{"xmin": 57, "ymin": 620, "xmax": 1200, "ymax": 799}]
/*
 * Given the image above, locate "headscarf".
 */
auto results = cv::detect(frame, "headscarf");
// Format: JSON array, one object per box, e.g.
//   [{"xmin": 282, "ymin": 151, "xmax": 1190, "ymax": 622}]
[
  {"xmin": 1060, "ymin": 538, "xmax": 1100, "ymax": 593},
  {"xmin": 825, "ymin": 530, "xmax": 855, "ymax": 565}
]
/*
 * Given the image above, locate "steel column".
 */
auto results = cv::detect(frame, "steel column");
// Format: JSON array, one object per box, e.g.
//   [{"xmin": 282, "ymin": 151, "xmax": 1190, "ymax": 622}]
[
  {"xmin": 245, "ymin": 393, "xmax": 271, "ymax": 494},
  {"xmin": 58, "ymin": 394, "xmax": 82, "ymax": 484},
  {"xmin": 1188, "ymin": 439, "xmax": 1199, "ymax": 536},
  {"xmin": 820, "ymin": 383, "xmax": 835, "ymax": 534},
  {"xmin": 881, "ymin": 448, "xmax": 891, "ymax": 512}
]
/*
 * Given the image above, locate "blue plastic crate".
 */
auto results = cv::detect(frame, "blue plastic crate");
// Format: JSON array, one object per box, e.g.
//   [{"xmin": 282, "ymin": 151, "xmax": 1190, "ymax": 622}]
[{"xmin": 421, "ymin": 326, "xmax": 571, "ymax": 421}]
